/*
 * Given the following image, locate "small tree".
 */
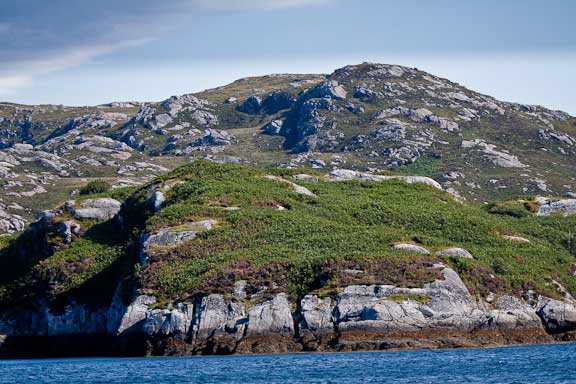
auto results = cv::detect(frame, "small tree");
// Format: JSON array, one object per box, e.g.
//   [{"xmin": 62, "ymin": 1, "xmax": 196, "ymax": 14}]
[
  {"xmin": 79, "ymin": 179, "xmax": 111, "ymax": 195},
  {"xmin": 569, "ymin": 226, "xmax": 575, "ymax": 257}
]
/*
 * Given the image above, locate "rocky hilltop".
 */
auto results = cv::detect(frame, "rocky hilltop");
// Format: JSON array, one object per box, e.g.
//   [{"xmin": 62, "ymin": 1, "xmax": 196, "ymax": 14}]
[
  {"xmin": 0, "ymin": 162, "xmax": 575, "ymax": 357},
  {"xmin": 1, "ymin": 63, "xmax": 575, "ymax": 235}
]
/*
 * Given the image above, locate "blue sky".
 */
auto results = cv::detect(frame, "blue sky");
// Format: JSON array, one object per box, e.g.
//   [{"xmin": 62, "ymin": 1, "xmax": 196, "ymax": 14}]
[{"xmin": 1, "ymin": 0, "xmax": 575, "ymax": 113}]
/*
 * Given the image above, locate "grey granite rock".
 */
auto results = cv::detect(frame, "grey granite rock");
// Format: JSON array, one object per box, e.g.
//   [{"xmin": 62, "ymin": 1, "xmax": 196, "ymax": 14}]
[
  {"xmin": 488, "ymin": 295, "xmax": 542, "ymax": 329},
  {"xmin": 140, "ymin": 220, "xmax": 217, "ymax": 264},
  {"xmin": 537, "ymin": 298, "xmax": 576, "ymax": 333},
  {"xmin": 299, "ymin": 295, "xmax": 334, "ymax": 336},
  {"xmin": 57, "ymin": 220, "xmax": 81, "ymax": 243},
  {"xmin": 263, "ymin": 120, "xmax": 283, "ymax": 136},
  {"xmin": 435, "ymin": 247, "xmax": 473, "ymax": 259},
  {"xmin": 236, "ymin": 96, "xmax": 262, "ymax": 115},
  {"xmin": 537, "ymin": 198, "xmax": 576, "ymax": 217},
  {"xmin": 144, "ymin": 303, "xmax": 194, "ymax": 336},
  {"xmin": 392, "ymin": 243, "xmax": 431, "ymax": 255},
  {"xmin": 246, "ymin": 294, "xmax": 294, "ymax": 337},
  {"xmin": 194, "ymin": 294, "xmax": 247, "ymax": 340},
  {"xmin": 72, "ymin": 198, "xmax": 121, "ymax": 221},
  {"xmin": 304, "ymin": 81, "xmax": 347, "ymax": 101},
  {"xmin": 329, "ymin": 169, "xmax": 443, "ymax": 190}
]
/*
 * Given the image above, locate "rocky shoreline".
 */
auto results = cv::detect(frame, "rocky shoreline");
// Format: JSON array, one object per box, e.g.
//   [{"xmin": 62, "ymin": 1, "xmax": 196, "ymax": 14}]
[{"xmin": 2, "ymin": 264, "xmax": 575, "ymax": 358}]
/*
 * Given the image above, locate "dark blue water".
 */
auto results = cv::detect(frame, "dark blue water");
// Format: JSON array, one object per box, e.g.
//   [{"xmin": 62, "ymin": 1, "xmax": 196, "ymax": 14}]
[{"xmin": 1, "ymin": 343, "xmax": 575, "ymax": 384}]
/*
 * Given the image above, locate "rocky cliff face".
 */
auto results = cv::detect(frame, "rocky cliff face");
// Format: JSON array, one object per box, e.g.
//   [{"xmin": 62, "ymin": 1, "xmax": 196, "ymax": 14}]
[{"xmin": 1, "ymin": 263, "xmax": 575, "ymax": 357}]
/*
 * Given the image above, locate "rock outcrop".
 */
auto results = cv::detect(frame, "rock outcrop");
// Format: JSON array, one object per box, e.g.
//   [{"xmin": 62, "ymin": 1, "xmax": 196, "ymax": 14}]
[
  {"xmin": 140, "ymin": 220, "xmax": 217, "ymax": 264},
  {"xmin": 1, "ymin": 264, "xmax": 574, "ymax": 357},
  {"xmin": 72, "ymin": 198, "xmax": 122, "ymax": 221},
  {"xmin": 435, "ymin": 247, "xmax": 473, "ymax": 259},
  {"xmin": 329, "ymin": 169, "xmax": 443, "ymax": 190},
  {"xmin": 537, "ymin": 298, "xmax": 576, "ymax": 333},
  {"xmin": 536, "ymin": 198, "xmax": 576, "ymax": 217}
]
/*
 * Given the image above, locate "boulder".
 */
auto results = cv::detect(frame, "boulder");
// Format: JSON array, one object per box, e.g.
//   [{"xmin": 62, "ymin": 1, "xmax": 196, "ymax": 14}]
[
  {"xmin": 353, "ymin": 86, "xmax": 383, "ymax": 101},
  {"xmin": 502, "ymin": 234, "xmax": 530, "ymax": 243},
  {"xmin": 391, "ymin": 243, "xmax": 430, "ymax": 255},
  {"xmin": 115, "ymin": 295, "xmax": 157, "ymax": 334},
  {"xmin": 329, "ymin": 169, "xmax": 442, "ymax": 190},
  {"xmin": 190, "ymin": 129, "xmax": 236, "ymax": 147},
  {"xmin": 299, "ymin": 295, "xmax": 334, "ymax": 336},
  {"xmin": 263, "ymin": 120, "xmax": 283, "ymax": 136},
  {"xmin": 140, "ymin": 220, "xmax": 217, "ymax": 264},
  {"xmin": 435, "ymin": 247, "xmax": 473, "ymax": 259},
  {"xmin": 537, "ymin": 298, "xmax": 576, "ymax": 333},
  {"xmin": 57, "ymin": 220, "xmax": 81, "ymax": 244},
  {"xmin": 72, "ymin": 198, "xmax": 121, "ymax": 221},
  {"xmin": 234, "ymin": 281, "xmax": 247, "ymax": 299},
  {"xmin": 236, "ymin": 96, "xmax": 262, "ymax": 115},
  {"xmin": 303, "ymin": 80, "xmax": 347, "ymax": 101},
  {"xmin": 144, "ymin": 303, "xmax": 194, "ymax": 336},
  {"xmin": 246, "ymin": 294, "xmax": 294, "ymax": 337},
  {"xmin": 488, "ymin": 295, "xmax": 542, "ymax": 329},
  {"xmin": 335, "ymin": 287, "xmax": 427, "ymax": 333},
  {"xmin": 194, "ymin": 294, "xmax": 247, "ymax": 340},
  {"xmin": 0, "ymin": 208, "xmax": 25, "ymax": 233}
]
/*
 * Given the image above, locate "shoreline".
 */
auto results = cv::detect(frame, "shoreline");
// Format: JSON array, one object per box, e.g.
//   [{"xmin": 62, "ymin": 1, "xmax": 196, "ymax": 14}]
[{"xmin": 2, "ymin": 328, "xmax": 575, "ymax": 360}]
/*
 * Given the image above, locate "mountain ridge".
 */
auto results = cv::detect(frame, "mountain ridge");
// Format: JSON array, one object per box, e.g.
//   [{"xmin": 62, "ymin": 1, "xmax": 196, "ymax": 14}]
[{"xmin": 1, "ymin": 62, "xmax": 575, "ymax": 235}]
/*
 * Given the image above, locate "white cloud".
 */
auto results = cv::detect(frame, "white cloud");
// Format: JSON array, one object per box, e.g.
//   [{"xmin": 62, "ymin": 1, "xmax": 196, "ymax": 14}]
[
  {"xmin": 0, "ymin": 0, "xmax": 332, "ymax": 99},
  {"xmin": 0, "ymin": 76, "xmax": 33, "ymax": 96}
]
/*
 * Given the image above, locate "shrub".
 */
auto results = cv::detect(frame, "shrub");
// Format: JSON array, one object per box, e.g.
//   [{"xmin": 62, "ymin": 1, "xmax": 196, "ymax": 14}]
[
  {"xmin": 287, "ymin": 260, "xmax": 321, "ymax": 303},
  {"xmin": 487, "ymin": 201, "xmax": 531, "ymax": 218},
  {"xmin": 79, "ymin": 179, "xmax": 111, "ymax": 195}
]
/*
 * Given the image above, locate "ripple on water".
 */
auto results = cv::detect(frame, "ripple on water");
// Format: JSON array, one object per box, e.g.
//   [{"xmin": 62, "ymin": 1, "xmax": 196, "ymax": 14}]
[{"xmin": 0, "ymin": 343, "xmax": 575, "ymax": 384}]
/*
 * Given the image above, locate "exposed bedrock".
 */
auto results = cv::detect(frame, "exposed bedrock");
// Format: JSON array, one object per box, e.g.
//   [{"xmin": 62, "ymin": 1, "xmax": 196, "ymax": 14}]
[{"xmin": 1, "ymin": 266, "xmax": 575, "ymax": 357}]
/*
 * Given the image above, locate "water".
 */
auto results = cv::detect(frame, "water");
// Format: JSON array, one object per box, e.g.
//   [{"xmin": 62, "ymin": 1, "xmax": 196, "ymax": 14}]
[{"xmin": 1, "ymin": 343, "xmax": 575, "ymax": 384}]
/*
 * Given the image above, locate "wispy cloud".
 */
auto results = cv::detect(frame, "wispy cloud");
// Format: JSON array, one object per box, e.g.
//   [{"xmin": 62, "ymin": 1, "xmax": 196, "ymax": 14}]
[
  {"xmin": 0, "ymin": 76, "xmax": 33, "ymax": 96},
  {"xmin": 0, "ymin": 0, "xmax": 331, "ymax": 96}
]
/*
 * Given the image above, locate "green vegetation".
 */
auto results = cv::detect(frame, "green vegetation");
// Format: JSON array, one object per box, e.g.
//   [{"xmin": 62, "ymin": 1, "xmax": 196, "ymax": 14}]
[
  {"xmin": 399, "ymin": 156, "xmax": 443, "ymax": 178},
  {"xmin": 486, "ymin": 197, "xmax": 539, "ymax": 218},
  {"xmin": 1, "ymin": 161, "xmax": 576, "ymax": 308},
  {"xmin": 79, "ymin": 179, "xmax": 112, "ymax": 195}
]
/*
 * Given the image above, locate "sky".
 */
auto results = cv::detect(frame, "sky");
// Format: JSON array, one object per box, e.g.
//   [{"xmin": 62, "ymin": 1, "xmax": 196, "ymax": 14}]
[{"xmin": 0, "ymin": 0, "xmax": 575, "ymax": 114}]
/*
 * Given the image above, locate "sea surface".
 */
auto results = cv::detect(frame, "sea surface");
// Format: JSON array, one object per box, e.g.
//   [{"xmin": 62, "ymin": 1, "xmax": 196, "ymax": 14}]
[{"xmin": 1, "ymin": 343, "xmax": 575, "ymax": 384}]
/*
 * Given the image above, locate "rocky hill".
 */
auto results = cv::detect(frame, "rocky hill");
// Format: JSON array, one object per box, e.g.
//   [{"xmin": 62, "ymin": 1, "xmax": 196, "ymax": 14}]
[
  {"xmin": 0, "ymin": 161, "xmax": 575, "ymax": 357},
  {"xmin": 1, "ymin": 63, "xmax": 575, "ymax": 235}
]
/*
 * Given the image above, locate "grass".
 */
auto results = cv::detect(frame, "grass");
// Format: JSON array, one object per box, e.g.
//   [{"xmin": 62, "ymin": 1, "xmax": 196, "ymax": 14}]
[
  {"xmin": 1, "ymin": 161, "xmax": 576, "ymax": 309},
  {"xmin": 133, "ymin": 162, "xmax": 576, "ymax": 302},
  {"xmin": 399, "ymin": 156, "xmax": 443, "ymax": 178}
]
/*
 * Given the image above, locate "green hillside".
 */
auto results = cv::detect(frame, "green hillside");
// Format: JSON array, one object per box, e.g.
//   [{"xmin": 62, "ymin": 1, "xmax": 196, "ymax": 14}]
[{"xmin": 1, "ymin": 161, "xmax": 575, "ymax": 312}]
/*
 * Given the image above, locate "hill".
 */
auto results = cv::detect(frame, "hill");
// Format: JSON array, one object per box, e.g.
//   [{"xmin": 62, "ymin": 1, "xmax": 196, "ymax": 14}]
[
  {"xmin": 1, "ymin": 63, "xmax": 575, "ymax": 235},
  {"xmin": 0, "ymin": 161, "xmax": 575, "ymax": 357}
]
